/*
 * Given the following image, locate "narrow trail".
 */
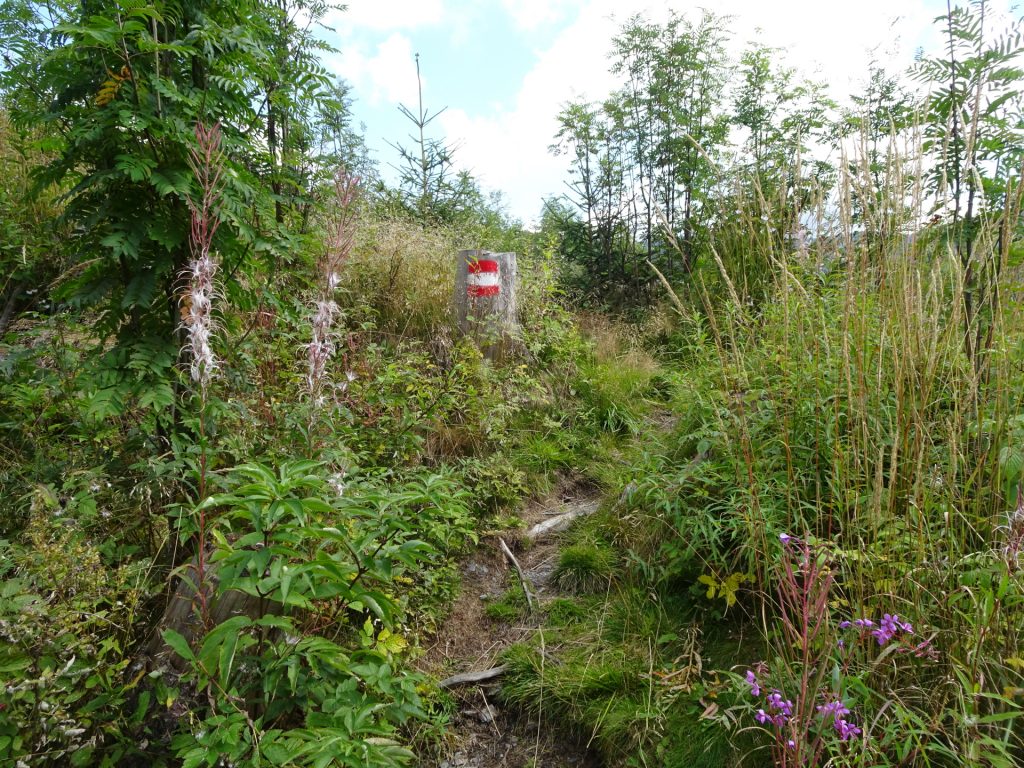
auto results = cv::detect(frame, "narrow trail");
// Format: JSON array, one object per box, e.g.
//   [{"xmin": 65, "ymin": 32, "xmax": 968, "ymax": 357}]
[{"xmin": 418, "ymin": 482, "xmax": 603, "ymax": 768}]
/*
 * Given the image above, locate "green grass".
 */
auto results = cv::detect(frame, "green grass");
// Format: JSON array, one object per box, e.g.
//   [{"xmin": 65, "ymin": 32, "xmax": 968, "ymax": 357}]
[
  {"xmin": 483, "ymin": 581, "xmax": 529, "ymax": 622},
  {"xmin": 499, "ymin": 578, "xmax": 756, "ymax": 767},
  {"xmin": 553, "ymin": 539, "xmax": 616, "ymax": 593}
]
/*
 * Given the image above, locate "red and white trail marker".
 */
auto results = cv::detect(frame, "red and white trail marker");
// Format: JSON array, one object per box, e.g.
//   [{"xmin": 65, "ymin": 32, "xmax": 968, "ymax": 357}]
[
  {"xmin": 455, "ymin": 250, "xmax": 518, "ymax": 359},
  {"xmin": 467, "ymin": 259, "xmax": 500, "ymax": 297}
]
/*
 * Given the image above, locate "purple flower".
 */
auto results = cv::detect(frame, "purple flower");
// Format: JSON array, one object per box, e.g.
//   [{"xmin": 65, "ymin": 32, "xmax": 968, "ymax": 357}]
[
  {"xmin": 853, "ymin": 618, "xmax": 875, "ymax": 628},
  {"xmin": 767, "ymin": 690, "xmax": 793, "ymax": 717},
  {"xmin": 756, "ymin": 708, "xmax": 771, "ymax": 724},
  {"xmin": 871, "ymin": 613, "xmax": 910, "ymax": 646},
  {"xmin": 835, "ymin": 718, "xmax": 862, "ymax": 741},
  {"xmin": 745, "ymin": 670, "xmax": 761, "ymax": 697},
  {"xmin": 779, "ymin": 533, "xmax": 793, "ymax": 543},
  {"xmin": 838, "ymin": 620, "xmax": 852, "ymax": 629},
  {"xmin": 817, "ymin": 698, "xmax": 850, "ymax": 721},
  {"xmin": 787, "ymin": 739, "xmax": 796, "ymax": 749}
]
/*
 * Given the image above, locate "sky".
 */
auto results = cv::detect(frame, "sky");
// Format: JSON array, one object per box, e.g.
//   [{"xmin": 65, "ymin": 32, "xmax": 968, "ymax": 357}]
[{"xmin": 320, "ymin": 0, "xmax": 1019, "ymax": 225}]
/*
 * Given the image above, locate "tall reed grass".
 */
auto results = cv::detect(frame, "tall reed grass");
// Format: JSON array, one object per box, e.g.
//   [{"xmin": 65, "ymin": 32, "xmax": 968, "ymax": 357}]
[{"xmin": 680, "ymin": 123, "xmax": 1024, "ymax": 762}]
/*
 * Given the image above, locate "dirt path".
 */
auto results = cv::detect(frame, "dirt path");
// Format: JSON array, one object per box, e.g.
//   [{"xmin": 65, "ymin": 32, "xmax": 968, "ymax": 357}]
[{"xmin": 417, "ymin": 485, "xmax": 603, "ymax": 768}]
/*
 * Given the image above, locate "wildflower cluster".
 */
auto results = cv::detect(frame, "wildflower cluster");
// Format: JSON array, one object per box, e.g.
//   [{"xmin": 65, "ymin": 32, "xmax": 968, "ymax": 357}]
[
  {"xmin": 837, "ymin": 613, "xmax": 935, "ymax": 658},
  {"xmin": 738, "ymin": 534, "xmax": 941, "ymax": 764},
  {"xmin": 839, "ymin": 614, "xmax": 912, "ymax": 646},
  {"xmin": 745, "ymin": 669, "xmax": 862, "ymax": 748},
  {"xmin": 183, "ymin": 122, "xmax": 225, "ymax": 396},
  {"xmin": 754, "ymin": 687, "xmax": 793, "ymax": 729},
  {"xmin": 306, "ymin": 168, "xmax": 360, "ymax": 403},
  {"xmin": 816, "ymin": 697, "xmax": 861, "ymax": 741}
]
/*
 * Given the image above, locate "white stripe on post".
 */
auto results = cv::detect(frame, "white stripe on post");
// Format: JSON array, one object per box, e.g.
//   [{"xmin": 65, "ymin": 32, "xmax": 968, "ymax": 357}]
[{"xmin": 467, "ymin": 259, "xmax": 500, "ymax": 297}]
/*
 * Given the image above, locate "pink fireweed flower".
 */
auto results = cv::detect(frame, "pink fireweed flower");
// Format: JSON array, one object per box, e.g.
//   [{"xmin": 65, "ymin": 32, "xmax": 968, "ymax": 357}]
[
  {"xmin": 183, "ymin": 250, "xmax": 218, "ymax": 393},
  {"xmin": 307, "ymin": 300, "xmax": 340, "ymax": 396},
  {"xmin": 307, "ymin": 167, "xmax": 360, "ymax": 405},
  {"xmin": 767, "ymin": 690, "xmax": 793, "ymax": 717},
  {"xmin": 182, "ymin": 122, "xmax": 225, "ymax": 398},
  {"xmin": 745, "ymin": 670, "xmax": 761, "ymax": 697},
  {"xmin": 835, "ymin": 718, "xmax": 862, "ymax": 741},
  {"xmin": 911, "ymin": 639, "xmax": 938, "ymax": 659}
]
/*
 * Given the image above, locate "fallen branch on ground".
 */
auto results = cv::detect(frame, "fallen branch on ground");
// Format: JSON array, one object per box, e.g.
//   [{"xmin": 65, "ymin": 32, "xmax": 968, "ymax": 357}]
[
  {"xmin": 499, "ymin": 537, "xmax": 536, "ymax": 612},
  {"xmin": 526, "ymin": 500, "xmax": 599, "ymax": 540},
  {"xmin": 438, "ymin": 665, "xmax": 509, "ymax": 689}
]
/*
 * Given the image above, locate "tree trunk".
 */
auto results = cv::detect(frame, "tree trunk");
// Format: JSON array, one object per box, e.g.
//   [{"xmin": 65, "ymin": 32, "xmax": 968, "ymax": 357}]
[{"xmin": 0, "ymin": 281, "xmax": 26, "ymax": 336}]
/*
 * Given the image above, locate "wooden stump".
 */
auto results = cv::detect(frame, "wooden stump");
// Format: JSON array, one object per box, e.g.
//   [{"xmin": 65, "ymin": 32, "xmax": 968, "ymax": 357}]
[{"xmin": 454, "ymin": 250, "xmax": 518, "ymax": 359}]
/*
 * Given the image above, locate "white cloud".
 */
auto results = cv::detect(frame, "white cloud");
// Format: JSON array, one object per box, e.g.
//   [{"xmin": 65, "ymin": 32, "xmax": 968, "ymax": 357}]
[
  {"xmin": 439, "ymin": 0, "xmax": 952, "ymax": 223},
  {"xmin": 438, "ymin": 1, "xmax": 628, "ymax": 223},
  {"xmin": 327, "ymin": 0, "xmax": 444, "ymax": 31},
  {"xmin": 500, "ymin": 0, "xmax": 581, "ymax": 32},
  {"xmin": 329, "ymin": 0, "xmax": 1016, "ymax": 223},
  {"xmin": 331, "ymin": 33, "xmax": 422, "ymax": 108}
]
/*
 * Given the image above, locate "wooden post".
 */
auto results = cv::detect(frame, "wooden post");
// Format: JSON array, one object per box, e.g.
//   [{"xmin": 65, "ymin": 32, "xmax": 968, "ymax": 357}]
[{"xmin": 455, "ymin": 250, "xmax": 518, "ymax": 358}]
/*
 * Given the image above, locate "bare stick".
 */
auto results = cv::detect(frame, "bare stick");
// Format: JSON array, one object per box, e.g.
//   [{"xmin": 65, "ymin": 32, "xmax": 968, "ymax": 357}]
[
  {"xmin": 499, "ymin": 537, "xmax": 536, "ymax": 612},
  {"xmin": 479, "ymin": 687, "xmax": 502, "ymax": 736},
  {"xmin": 526, "ymin": 500, "xmax": 599, "ymax": 540},
  {"xmin": 438, "ymin": 665, "xmax": 508, "ymax": 689}
]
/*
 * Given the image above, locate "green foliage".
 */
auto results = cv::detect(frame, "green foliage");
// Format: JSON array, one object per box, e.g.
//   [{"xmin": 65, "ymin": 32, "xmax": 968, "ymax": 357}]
[
  {"xmin": 0, "ymin": 0, "xmax": 360, "ymax": 348},
  {"xmin": 576, "ymin": 349, "xmax": 659, "ymax": 435},
  {"xmin": 162, "ymin": 460, "xmax": 476, "ymax": 767},
  {"xmin": 500, "ymin": 591, "xmax": 746, "ymax": 767},
  {"xmin": 553, "ymin": 539, "xmax": 616, "ymax": 593},
  {"xmin": 0, "ymin": 526, "xmax": 154, "ymax": 766},
  {"xmin": 4, "ymin": 2, "xmax": 1024, "ymax": 767},
  {"xmin": 912, "ymin": 0, "xmax": 1024, "ymax": 366},
  {"xmin": 483, "ymin": 581, "xmax": 528, "ymax": 623},
  {"xmin": 0, "ymin": 113, "xmax": 68, "ymax": 329}
]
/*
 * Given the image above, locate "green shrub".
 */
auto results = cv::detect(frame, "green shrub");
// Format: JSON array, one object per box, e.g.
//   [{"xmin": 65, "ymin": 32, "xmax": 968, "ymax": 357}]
[
  {"xmin": 160, "ymin": 460, "xmax": 474, "ymax": 768},
  {"xmin": 553, "ymin": 540, "xmax": 615, "ymax": 593}
]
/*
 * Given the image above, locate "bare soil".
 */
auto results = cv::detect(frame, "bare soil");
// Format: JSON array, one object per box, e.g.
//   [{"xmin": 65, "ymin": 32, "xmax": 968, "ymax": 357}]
[{"xmin": 417, "ymin": 484, "xmax": 603, "ymax": 768}]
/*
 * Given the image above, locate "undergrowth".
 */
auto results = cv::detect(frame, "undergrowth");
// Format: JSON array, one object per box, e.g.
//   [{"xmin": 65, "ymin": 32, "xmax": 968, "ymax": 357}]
[{"xmin": 500, "ymin": 133, "xmax": 1024, "ymax": 767}]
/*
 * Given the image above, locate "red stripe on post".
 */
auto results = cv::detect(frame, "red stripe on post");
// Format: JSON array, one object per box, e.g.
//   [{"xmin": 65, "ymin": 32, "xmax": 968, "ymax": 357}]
[
  {"xmin": 467, "ymin": 257, "xmax": 500, "ymax": 298},
  {"xmin": 468, "ymin": 259, "xmax": 499, "ymax": 274}
]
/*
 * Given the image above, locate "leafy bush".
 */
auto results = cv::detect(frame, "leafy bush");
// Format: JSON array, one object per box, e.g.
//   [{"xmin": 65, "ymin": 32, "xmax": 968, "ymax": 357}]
[
  {"xmin": 0, "ymin": 525, "xmax": 155, "ymax": 766},
  {"xmin": 161, "ymin": 460, "xmax": 475, "ymax": 767}
]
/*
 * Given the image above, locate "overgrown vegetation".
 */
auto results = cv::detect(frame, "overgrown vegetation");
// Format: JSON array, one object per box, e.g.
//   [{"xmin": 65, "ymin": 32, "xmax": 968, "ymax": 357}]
[
  {"xmin": 2, "ymin": 1, "xmax": 1023, "ymax": 767},
  {"xmin": 503, "ymin": 2, "xmax": 1024, "ymax": 767}
]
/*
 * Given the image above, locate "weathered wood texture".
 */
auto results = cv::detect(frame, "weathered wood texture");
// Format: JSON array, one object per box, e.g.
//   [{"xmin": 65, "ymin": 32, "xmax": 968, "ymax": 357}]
[
  {"xmin": 438, "ymin": 665, "xmax": 509, "ymax": 689},
  {"xmin": 146, "ymin": 559, "xmax": 271, "ymax": 665},
  {"xmin": 454, "ymin": 250, "xmax": 518, "ymax": 359}
]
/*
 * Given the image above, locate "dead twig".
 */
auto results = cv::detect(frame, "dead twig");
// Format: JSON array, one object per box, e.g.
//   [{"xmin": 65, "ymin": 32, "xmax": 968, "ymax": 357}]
[{"xmin": 499, "ymin": 537, "xmax": 536, "ymax": 613}]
